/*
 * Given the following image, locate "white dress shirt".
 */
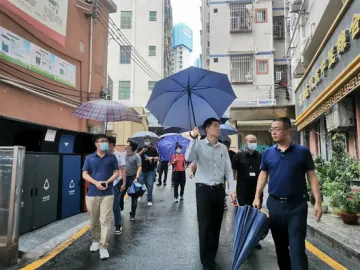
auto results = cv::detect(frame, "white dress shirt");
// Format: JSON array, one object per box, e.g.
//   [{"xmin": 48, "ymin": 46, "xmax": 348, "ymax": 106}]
[{"xmin": 185, "ymin": 137, "xmax": 234, "ymax": 192}]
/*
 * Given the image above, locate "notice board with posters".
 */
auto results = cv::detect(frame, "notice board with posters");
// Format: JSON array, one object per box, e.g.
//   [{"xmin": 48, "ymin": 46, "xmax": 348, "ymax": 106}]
[{"xmin": 0, "ymin": 0, "xmax": 69, "ymax": 46}]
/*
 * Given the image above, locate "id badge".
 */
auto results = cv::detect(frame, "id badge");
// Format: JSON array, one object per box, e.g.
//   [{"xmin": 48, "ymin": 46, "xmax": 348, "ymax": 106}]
[{"xmin": 249, "ymin": 172, "xmax": 256, "ymax": 177}]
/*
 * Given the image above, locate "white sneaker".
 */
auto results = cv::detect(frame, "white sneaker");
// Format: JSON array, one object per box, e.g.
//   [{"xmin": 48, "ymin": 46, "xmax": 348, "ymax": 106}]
[
  {"xmin": 99, "ymin": 248, "xmax": 109, "ymax": 260},
  {"xmin": 90, "ymin": 242, "xmax": 99, "ymax": 252},
  {"xmin": 148, "ymin": 202, "xmax": 153, "ymax": 206},
  {"xmin": 174, "ymin": 198, "xmax": 179, "ymax": 203}
]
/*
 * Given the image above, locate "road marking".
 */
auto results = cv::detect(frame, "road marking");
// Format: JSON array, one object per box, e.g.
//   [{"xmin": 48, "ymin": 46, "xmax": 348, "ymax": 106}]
[
  {"xmin": 261, "ymin": 209, "xmax": 347, "ymax": 270},
  {"xmin": 20, "ymin": 194, "xmax": 131, "ymax": 269},
  {"xmin": 20, "ymin": 224, "xmax": 90, "ymax": 270}
]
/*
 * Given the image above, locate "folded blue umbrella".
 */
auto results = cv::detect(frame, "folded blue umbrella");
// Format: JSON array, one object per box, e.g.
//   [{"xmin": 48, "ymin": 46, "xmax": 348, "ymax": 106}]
[
  {"xmin": 146, "ymin": 67, "xmax": 236, "ymax": 130},
  {"xmin": 232, "ymin": 206, "xmax": 270, "ymax": 270},
  {"xmin": 127, "ymin": 182, "xmax": 146, "ymax": 198}
]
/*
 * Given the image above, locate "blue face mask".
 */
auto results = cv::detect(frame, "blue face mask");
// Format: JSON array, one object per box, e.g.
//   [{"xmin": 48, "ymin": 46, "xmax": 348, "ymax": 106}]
[
  {"xmin": 100, "ymin": 142, "xmax": 109, "ymax": 151},
  {"xmin": 248, "ymin": 143, "xmax": 257, "ymax": 151}
]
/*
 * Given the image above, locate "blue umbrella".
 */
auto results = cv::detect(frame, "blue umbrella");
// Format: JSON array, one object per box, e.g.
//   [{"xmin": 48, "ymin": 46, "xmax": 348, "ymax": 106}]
[
  {"xmin": 232, "ymin": 205, "xmax": 270, "ymax": 269},
  {"xmin": 146, "ymin": 67, "xmax": 236, "ymax": 130},
  {"xmin": 127, "ymin": 182, "xmax": 146, "ymax": 198},
  {"xmin": 158, "ymin": 135, "xmax": 190, "ymax": 162}
]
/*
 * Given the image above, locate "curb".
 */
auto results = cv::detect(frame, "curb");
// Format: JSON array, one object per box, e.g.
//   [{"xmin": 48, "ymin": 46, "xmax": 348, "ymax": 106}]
[{"xmin": 307, "ymin": 222, "xmax": 360, "ymax": 265}]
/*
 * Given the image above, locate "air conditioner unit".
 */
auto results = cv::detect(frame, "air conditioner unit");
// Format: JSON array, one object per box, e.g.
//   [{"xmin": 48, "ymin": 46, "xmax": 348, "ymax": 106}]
[
  {"xmin": 245, "ymin": 73, "xmax": 253, "ymax": 82},
  {"xmin": 325, "ymin": 97, "xmax": 355, "ymax": 132},
  {"xmin": 275, "ymin": 71, "xmax": 282, "ymax": 81},
  {"xmin": 290, "ymin": 0, "xmax": 302, "ymax": 13}
]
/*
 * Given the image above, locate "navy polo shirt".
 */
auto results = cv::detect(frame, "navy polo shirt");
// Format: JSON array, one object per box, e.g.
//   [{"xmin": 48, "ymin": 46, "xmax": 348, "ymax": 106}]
[
  {"xmin": 83, "ymin": 152, "xmax": 119, "ymax": 196},
  {"xmin": 260, "ymin": 142, "xmax": 315, "ymax": 199}
]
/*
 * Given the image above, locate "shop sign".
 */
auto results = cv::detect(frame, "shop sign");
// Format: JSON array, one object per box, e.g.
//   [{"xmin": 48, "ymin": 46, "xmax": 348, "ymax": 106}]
[{"xmin": 295, "ymin": 2, "xmax": 360, "ymax": 117}]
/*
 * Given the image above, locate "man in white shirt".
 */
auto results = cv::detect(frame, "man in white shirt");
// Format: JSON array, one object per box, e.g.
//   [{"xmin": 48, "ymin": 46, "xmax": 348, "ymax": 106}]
[
  {"xmin": 108, "ymin": 137, "xmax": 126, "ymax": 235},
  {"xmin": 185, "ymin": 118, "xmax": 236, "ymax": 270}
]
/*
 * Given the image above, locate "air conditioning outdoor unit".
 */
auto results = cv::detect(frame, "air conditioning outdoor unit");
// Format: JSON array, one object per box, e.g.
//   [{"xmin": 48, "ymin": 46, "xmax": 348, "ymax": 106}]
[
  {"xmin": 325, "ymin": 97, "xmax": 355, "ymax": 132},
  {"xmin": 245, "ymin": 73, "xmax": 253, "ymax": 82},
  {"xmin": 106, "ymin": 122, "xmax": 113, "ymax": 131},
  {"xmin": 275, "ymin": 71, "xmax": 282, "ymax": 81},
  {"xmin": 290, "ymin": 0, "xmax": 302, "ymax": 13}
]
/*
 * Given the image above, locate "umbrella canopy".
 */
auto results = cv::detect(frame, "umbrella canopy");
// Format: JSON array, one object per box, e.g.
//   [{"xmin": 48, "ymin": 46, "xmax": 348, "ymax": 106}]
[
  {"xmin": 72, "ymin": 100, "xmax": 141, "ymax": 123},
  {"xmin": 129, "ymin": 131, "xmax": 160, "ymax": 147},
  {"xmin": 232, "ymin": 206, "xmax": 270, "ymax": 269},
  {"xmin": 158, "ymin": 135, "xmax": 190, "ymax": 162},
  {"xmin": 146, "ymin": 67, "xmax": 236, "ymax": 130}
]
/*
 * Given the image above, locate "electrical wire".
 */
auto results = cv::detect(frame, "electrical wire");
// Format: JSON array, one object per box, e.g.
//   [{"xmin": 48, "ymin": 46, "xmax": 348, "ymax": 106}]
[
  {"xmin": 95, "ymin": 16, "xmax": 160, "ymax": 81},
  {"xmin": 96, "ymin": 6, "xmax": 162, "ymax": 80},
  {"xmin": 0, "ymin": 68, "xmax": 100, "ymax": 99}
]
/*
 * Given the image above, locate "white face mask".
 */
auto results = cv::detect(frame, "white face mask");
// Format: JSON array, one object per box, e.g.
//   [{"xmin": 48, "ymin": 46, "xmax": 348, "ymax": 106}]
[
  {"xmin": 176, "ymin": 149, "xmax": 182, "ymax": 154},
  {"xmin": 247, "ymin": 143, "xmax": 257, "ymax": 151},
  {"xmin": 144, "ymin": 141, "xmax": 150, "ymax": 146}
]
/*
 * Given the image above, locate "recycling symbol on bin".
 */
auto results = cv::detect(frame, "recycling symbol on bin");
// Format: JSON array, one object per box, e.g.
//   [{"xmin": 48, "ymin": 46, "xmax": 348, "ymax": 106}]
[
  {"xmin": 69, "ymin": 180, "xmax": 75, "ymax": 189},
  {"xmin": 43, "ymin": 179, "xmax": 50, "ymax": 191}
]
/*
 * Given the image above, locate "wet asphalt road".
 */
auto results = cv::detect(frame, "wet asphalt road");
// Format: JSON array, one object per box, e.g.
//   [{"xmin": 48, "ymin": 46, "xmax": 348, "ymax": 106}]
[{"xmin": 37, "ymin": 173, "xmax": 352, "ymax": 270}]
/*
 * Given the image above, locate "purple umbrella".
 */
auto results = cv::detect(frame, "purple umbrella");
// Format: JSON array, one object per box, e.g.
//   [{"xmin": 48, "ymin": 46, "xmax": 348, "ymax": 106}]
[
  {"xmin": 158, "ymin": 135, "xmax": 190, "ymax": 162},
  {"xmin": 72, "ymin": 100, "xmax": 141, "ymax": 131}
]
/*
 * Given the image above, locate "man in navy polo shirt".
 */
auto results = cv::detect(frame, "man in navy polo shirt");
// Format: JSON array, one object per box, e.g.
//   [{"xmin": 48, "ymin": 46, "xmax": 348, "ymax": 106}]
[
  {"xmin": 253, "ymin": 117, "xmax": 322, "ymax": 270},
  {"xmin": 82, "ymin": 134, "xmax": 119, "ymax": 260}
]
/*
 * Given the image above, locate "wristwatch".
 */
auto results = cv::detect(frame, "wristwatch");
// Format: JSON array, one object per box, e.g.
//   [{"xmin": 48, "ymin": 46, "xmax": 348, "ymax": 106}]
[{"xmin": 189, "ymin": 132, "xmax": 199, "ymax": 139}]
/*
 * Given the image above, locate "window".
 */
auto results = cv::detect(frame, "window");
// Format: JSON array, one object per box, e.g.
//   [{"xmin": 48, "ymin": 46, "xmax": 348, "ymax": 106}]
[
  {"xmin": 230, "ymin": 55, "xmax": 254, "ymax": 83},
  {"xmin": 274, "ymin": 65, "xmax": 287, "ymax": 82},
  {"xmin": 119, "ymin": 81, "xmax": 130, "ymax": 99},
  {"xmin": 230, "ymin": 3, "xmax": 252, "ymax": 32},
  {"xmin": 120, "ymin": 11, "xmax": 132, "ymax": 29},
  {"xmin": 120, "ymin": 46, "xmax": 131, "ymax": 64},
  {"xmin": 256, "ymin": 9, "xmax": 267, "ymax": 23},
  {"xmin": 148, "ymin": 81, "xmax": 156, "ymax": 91},
  {"xmin": 273, "ymin": 16, "xmax": 285, "ymax": 39},
  {"xmin": 214, "ymin": 8, "xmax": 218, "ymax": 13},
  {"xmin": 149, "ymin": 11, "xmax": 157, "ymax": 21},
  {"xmin": 149, "ymin": 46, "xmax": 156, "ymax": 56},
  {"xmin": 256, "ymin": 59, "xmax": 269, "ymax": 74},
  {"xmin": 214, "ymin": 58, "xmax": 218, "ymax": 63}
]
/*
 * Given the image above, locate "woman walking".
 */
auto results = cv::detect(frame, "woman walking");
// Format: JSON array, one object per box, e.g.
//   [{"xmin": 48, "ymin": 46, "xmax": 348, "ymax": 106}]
[{"xmin": 170, "ymin": 145, "xmax": 186, "ymax": 203}]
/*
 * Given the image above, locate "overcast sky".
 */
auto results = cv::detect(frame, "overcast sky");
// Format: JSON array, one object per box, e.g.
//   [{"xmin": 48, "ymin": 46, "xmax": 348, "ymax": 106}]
[{"xmin": 171, "ymin": 0, "xmax": 202, "ymax": 64}]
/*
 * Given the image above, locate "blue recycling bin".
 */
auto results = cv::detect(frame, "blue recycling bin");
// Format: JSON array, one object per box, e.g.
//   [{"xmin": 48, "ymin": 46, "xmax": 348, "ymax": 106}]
[
  {"xmin": 60, "ymin": 155, "xmax": 81, "ymax": 219},
  {"xmin": 59, "ymin": 134, "xmax": 76, "ymax": 154}
]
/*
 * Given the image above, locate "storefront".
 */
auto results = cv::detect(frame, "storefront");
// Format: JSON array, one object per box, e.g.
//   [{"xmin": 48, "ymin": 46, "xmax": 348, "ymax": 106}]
[{"xmin": 295, "ymin": 0, "xmax": 360, "ymax": 160}]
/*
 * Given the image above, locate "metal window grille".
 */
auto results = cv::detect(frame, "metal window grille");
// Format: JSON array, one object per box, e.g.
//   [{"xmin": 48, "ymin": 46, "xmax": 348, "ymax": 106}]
[
  {"xmin": 149, "ymin": 46, "xmax": 156, "ymax": 56},
  {"xmin": 257, "ymin": 60, "xmax": 268, "ymax": 73},
  {"xmin": 120, "ymin": 46, "xmax": 131, "ymax": 64},
  {"xmin": 273, "ymin": 16, "xmax": 284, "ymax": 39},
  {"xmin": 149, "ymin": 11, "xmax": 157, "ymax": 21},
  {"xmin": 119, "ymin": 81, "xmax": 130, "ymax": 99},
  {"xmin": 120, "ymin": 11, "xmax": 132, "ymax": 29},
  {"xmin": 230, "ymin": 55, "xmax": 254, "ymax": 83},
  {"xmin": 230, "ymin": 3, "xmax": 252, "ymax": 32},
  {"xmin": 148, "ymin": 81, "xmax": 156, "ymax": 91},
  {"xmin": 256, "ymin": 9, "xmax": 266, "ymax": 22},
  {"xmin": 274, "ymin": 65, "xmax": 287, "ymax": 82}
]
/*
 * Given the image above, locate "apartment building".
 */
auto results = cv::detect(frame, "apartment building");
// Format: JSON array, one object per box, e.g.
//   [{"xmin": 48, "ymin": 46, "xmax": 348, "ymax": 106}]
[
  {"xmin": 289, "ymin": 0, "xmax": 360, "ymax": 160},
  {"xmin": 201, "ymin": 0, "xmax": 296, "ymax": 150},
  {"xmin": 172, "ymin": 23, "xmax": 193, "ymax": 73},
  {"xmin": 107, "ymin": 0, "xmax": 172, "ymax": 140}
]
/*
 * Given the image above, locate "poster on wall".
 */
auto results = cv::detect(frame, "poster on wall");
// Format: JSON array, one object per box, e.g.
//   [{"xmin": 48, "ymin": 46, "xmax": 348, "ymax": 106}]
[
  {"xmin": 0, "ymin": 26, "xmax": 76, "ymax": 87},
  {"xmin": 0, "ymin": 0, "xmax": 68, "ymax": 46}
]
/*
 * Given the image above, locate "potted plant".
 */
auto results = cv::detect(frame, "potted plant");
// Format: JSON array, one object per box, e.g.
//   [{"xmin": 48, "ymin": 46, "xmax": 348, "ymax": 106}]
[
  {"xmin": 332, "ymin": 191, "xmax": 360, "ymax": 225},
  {"xmin": 322, "ymin": 202, "xmax": 329, "ymax": 213}
]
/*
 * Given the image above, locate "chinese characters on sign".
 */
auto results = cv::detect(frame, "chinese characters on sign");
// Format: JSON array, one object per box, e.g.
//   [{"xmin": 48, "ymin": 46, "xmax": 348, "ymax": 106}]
[{"xmin": 297, "ymin": 14, "xmax": 360, "ymax": 106}]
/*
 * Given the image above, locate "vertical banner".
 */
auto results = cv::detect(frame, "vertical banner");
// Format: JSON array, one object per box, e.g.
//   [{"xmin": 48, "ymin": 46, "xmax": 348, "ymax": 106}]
[{"xmin": 0, "ymin": 0, "xmax": 68, "ymax": 46}]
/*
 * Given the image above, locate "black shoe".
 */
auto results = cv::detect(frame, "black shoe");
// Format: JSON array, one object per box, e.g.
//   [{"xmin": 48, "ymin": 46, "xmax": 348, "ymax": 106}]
[
  {"xmin": 255, "ymin": 243, "xmax": 262, "ymax": 249},
  {"xmin": 203, "ymin": 262, "xmax": 221, "ymax": 270},
  {"xmin": 164, "ymin": 182, "xmax": 167, "ymax": 186},
  {"xmin": 115, "ymin": 225, "xmax": 122, "ymax": 235},
  {"xmin": 156, "ymin": 182, "xmax": 162, "ymax": 186}
]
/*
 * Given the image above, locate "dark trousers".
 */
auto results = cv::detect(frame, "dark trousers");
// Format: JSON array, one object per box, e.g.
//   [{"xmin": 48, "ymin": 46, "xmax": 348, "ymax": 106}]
[
  {"xmin": 173, "ymin": 171, "xmax": 186, "ymax": 198},
  {"xmin": 158, "ymin": 161, "xmax": 169, "ymax": 184},
  {"xmin": 119, "ymin": 176, "xmax": 138, "ymax": 217},
  {"xmin": 267, "ymin": 196, "xmax": 308, "ymax": 270},
  {"xmin": 196, "ymin": 184, "xmax": 225, "ymax": 266}
]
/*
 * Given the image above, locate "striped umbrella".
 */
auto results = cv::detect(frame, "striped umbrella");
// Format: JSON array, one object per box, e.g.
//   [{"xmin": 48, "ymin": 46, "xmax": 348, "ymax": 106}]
[{"xmin": 72, "ymin": 100, "xmax": 141, "ymax": 129}]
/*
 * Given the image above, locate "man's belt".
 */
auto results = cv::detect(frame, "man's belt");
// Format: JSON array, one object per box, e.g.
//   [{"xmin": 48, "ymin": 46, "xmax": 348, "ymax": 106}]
[
  {"xmin": 196, "ymin": 183, "xmax": 224, "ymax": 190},
  {"xmin": 269, "ymin": 194, "xmax": 306, "ymax": 202}
]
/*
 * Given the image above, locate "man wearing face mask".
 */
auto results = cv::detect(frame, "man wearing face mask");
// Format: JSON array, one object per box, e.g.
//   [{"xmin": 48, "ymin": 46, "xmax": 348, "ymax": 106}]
[
  {"xmin": 82, "ymin": 134, "xmax": 119, "ymax": 260},
  {"xmin": 138, "ymin": 136, "xmax": 159, "ymax": 206}
]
